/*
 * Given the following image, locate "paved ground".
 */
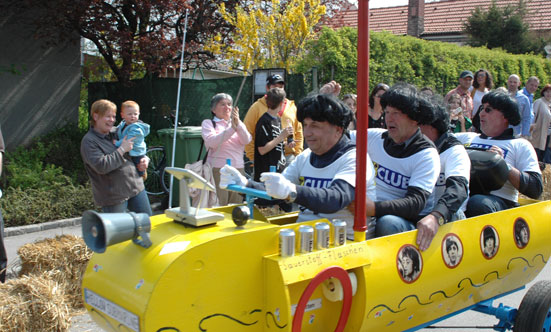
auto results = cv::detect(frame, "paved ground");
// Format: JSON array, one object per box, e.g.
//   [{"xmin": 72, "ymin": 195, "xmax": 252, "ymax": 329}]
[{"xmin": 4, "ymin": 220, "xmax": 550, "ymax": 331}]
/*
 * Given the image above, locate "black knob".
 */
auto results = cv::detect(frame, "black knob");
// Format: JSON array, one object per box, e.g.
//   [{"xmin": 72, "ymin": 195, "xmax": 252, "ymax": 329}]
[{"xmin": 232, "ymin": 206, "xmax": 250, "ymax": 226}]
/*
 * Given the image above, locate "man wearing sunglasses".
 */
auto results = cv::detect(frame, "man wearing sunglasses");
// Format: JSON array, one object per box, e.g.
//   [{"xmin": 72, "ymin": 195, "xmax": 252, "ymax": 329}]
[{"xmin": 456, "ymin": 90, "xmax": 542, "ymax": 217}]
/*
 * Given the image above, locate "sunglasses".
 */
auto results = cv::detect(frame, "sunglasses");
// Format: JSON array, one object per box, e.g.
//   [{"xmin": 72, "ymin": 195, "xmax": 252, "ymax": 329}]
[{"xmin": 478, "ymin": 104, "xmax": 496, "ymax": 114}]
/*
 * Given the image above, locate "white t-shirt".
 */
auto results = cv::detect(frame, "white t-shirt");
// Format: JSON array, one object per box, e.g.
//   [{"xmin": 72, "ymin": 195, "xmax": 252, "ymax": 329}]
[
  {"xmin": 455, "ymin": 132, "xmax": 540, "ymax": 202},
  {"xmin": 421, "ymin": 144, "xmax": 471, "ymax": 215},
  {"xmin": 283, "ymin": 147, "xmax": 377, "ymax": 237},
  {"xmin": 472, "ymin": 89, "xmax": 487, "ymax": 118},
  {"xmin": 351, "ymin": 129, "xmax": 440, "ymax": 202}
]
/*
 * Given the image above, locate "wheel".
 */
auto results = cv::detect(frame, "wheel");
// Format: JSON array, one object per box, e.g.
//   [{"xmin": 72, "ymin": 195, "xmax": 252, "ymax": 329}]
[
  {"xmin": 144, "ymin": 146, "xmax": 167, "ymax": 196},
  {"xmin": 161, "ymin": 166, "xmax": 171, "ymax": 195},
  {"xmin": 513, "ymin": 280, "xmax": 551, "ymax": 332}
]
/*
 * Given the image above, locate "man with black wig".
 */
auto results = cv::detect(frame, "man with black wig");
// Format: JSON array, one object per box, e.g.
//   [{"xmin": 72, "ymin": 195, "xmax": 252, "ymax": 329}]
[
  {"xmin": 350, "ymin": 83, "xmax": 440, "ymax": 237},
  {"xmin": 219, "ymin": 93, "xmax": 377, "ymax": 239},
  {"xmin": 417, "ymin": 97, "xmax": 470, "ymax": 251},
  {"xmin": 455, "ymin": 90, "xmax": 542, "ymax": 217}
]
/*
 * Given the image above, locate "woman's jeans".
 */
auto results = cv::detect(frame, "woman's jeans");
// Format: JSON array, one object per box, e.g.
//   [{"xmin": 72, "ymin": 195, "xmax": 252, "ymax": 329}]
[{"xmin": 102, "ymin": 190, "xmax": 152, "ymax": 216}]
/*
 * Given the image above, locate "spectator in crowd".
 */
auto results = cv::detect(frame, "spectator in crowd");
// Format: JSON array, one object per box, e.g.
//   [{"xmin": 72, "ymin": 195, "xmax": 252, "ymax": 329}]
[
  {"xmin": 522, "ymin": 76, "xmax": 540, "ymax": 108},
  {"xmin": 417, "ymin": 97, "xmax": 470, "ymax": 251},
  {"xmin": 244, "ymin": 74, "xmax": 303, "ymax": 166},
  {"xmin": 455, "ymin": 91, "xmax": 542, "ymax": 217},
  {"xmin": 202, "ymin": 93, "xmax": 251, "ymax": 206},
  {"xmin": 350, "ymin": 84, "xmax": 440, "ymax": 237},
  {"xmin": 81, "ymin": 99, "xmax": 152, "ymax": 215},
  {"xmin": 507, "ymin": 74, "xmax": 532, "ymax": 137},
  {"xmin": 342, "ymin": 93, "xmax": 357, "ymax": 130},
  {"xmin": 0, "ymin": 125, "xmax": 5, "ymax": 283},
  {"xmin": 220, "ymin": 93, "xmax": 376, "ymax": 239},
  {"xmin": 529, "ymin": 84, "xmax": 551, "ymax": 162},
  {"xmin": 419, "ymin": 87, "xmax": 434, "ymax": 97},
  {"xmin": 368, "ymin": 83, "xmax": 389, "ymax": 129},
  {"xmin": 445, "ymin": 70, "xmax": 474, "ymax": 119},
  {"xmin": 471, "ymin": 69, "xmax": 494, "ymax": 118},
  {"xmin": 254, "ymin": 87, "xmax": 293, "ymax": 181},
  {"xmin": 448, "ymin": 93, "xmax": 472, "ymax": 133}
]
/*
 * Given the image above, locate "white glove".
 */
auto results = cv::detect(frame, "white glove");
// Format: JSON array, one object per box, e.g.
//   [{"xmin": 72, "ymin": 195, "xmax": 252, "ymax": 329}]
[
  {"xmin": 219, "ymin": 165, "xmax": 248, "ymax": 189},
  {"xmin": 260, "ymin": 172, "xmax": 296, "ymax": 199}
]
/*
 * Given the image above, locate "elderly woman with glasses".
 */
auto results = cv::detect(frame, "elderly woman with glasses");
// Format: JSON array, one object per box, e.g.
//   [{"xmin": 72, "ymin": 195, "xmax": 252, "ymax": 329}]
[{"xmin": 455, "ymin": 90, "xmax": 543, "ymax": 217}]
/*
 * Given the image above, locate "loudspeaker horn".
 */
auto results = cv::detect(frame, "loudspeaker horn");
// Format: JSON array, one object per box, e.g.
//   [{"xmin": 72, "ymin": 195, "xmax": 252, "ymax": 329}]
[{"xmin": 81, "ymin": 210, "xmax": 152, "ymax": 253}]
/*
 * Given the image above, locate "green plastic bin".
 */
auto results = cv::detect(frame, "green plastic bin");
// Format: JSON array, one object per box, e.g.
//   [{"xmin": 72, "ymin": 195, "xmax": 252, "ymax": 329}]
[{"xmin": 158, "ymin": 127, "xmax": 206, "ymax": 205}]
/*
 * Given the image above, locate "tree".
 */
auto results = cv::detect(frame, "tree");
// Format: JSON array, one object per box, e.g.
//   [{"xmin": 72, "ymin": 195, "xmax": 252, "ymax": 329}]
[
  {"xmin": 1, "ymin": 0, "xmax": 241, "ymax": 84},
  {"xmin": 463, "ymin": 0, "xmax": 542, "ymax": 55},
  {"xmin": 294, "ymin": 27, "xmax": 357, "ymax": 93},
  {"xmin": 206, "ymin": 0, "xmax": 327, "ymax": 73}
]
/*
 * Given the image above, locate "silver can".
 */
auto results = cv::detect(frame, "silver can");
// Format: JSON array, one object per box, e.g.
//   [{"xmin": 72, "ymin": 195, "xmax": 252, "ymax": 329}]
[
  {"xmin": 279, "ymin": 229, "xmax": 295, "ymax": 257},
  {"xmin": 315, "ymin": 222, "xmax": 330, "ymax": 250},
  {"xmin": 298, "ymin": 225, "xmax": 314, "ymax": 253},
  {"xmin": 332, "ymin": 219, "xmax": 347, "ymax": 246}
]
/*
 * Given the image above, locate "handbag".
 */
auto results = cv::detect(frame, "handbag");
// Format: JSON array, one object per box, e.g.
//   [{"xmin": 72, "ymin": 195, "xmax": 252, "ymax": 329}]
[{"xmin": 184, "ymin": 120, "xmax": 219, "ymax": 208}]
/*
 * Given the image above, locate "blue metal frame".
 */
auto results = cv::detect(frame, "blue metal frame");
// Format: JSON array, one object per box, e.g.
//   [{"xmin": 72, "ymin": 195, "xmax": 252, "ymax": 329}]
[{"xmin": 404, "ymin": 286, "xmax": 524, "ymax": 331}]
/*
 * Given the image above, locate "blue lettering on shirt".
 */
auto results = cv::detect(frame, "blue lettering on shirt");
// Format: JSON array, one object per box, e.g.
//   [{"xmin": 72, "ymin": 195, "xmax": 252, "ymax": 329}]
[
  {"xmin": 468, "ymin": 143, "xmax": 509, "ymax": 158},
  {"xmin": 302, "ymin": 176, "xmax": 332, "ymax": 188},
  {"xmin": 374, "ymin": 163, "xmax": 410, "ymax": 190}
]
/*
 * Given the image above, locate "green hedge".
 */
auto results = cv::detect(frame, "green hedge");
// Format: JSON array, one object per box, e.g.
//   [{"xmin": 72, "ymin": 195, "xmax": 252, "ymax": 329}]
[
  {"xmin": 297, "ymin": 28, "xmax": 551, "ymax": 96},
  {"xmin": 370, "ymin": 32, "xmax": 551, "ymax": 95}
]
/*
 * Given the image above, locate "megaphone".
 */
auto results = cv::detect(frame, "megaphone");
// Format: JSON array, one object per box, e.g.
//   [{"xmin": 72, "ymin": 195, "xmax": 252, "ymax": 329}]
[{"xmin": 82, "ymin": 210, "xmax": 152, "ymax": 253}]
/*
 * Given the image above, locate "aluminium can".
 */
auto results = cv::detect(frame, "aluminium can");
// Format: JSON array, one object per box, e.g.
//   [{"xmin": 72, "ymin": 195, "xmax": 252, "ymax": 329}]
[
  {"xmin": 332, "ymin": 219, "xmax": 347, "ymax": 246},
  {"xmin": 279, "ymin": 229, "xmax": 295, "ymax": 257},
  {"xmin": 298, "ymin": 225, "xmax": 314, "ymax": 253},
  {"xmin": 315, "ymin": 222, "xmax": 330, "ymax": 250}
]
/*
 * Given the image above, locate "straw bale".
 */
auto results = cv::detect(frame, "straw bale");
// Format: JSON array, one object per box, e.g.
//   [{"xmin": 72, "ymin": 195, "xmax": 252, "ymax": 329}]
[
  {"xmin": 541, "ymin": 167, "xmax": 551, "ymax": 201},
  {"xmin": 0, "ymin": 271, "xmax": 70, "ymax": 332},
  {"xmin": 17, "ymin": 235, "xmax": 92, "ymax": 309}
]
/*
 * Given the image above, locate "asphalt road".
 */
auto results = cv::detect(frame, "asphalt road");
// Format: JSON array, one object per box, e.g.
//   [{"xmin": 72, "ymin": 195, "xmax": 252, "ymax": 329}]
[{"xmin": 5, "ymin": 224, "xmax": 550, "ymax": 332}]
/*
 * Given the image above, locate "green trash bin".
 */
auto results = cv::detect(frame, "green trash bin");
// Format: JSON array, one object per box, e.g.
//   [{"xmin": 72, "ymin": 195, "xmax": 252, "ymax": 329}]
[{"xmin": 158, "ymin": 127, "xmax": 206, "ymax": 205}]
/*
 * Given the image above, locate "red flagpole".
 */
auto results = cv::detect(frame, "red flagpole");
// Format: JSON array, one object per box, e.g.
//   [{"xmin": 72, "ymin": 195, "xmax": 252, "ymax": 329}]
[{"xmin": 354, "ymin": 0, "xmax": 370, "ymax": 238}]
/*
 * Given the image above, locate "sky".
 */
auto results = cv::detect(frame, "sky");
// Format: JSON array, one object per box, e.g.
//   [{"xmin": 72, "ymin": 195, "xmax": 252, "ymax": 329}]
[{"xmin": 367, "ymin": 0, "xmax": 440, "ymax": 9}]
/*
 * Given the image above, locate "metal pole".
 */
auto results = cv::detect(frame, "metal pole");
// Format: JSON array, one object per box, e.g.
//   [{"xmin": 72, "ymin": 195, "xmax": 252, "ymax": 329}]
[
  {"xmin": 168, "ymin": 8, "xmax": 189, "ymax": 209},
  {"xmin": 354, "ymin": 0, "xmax": 369, "ymax": 239}
]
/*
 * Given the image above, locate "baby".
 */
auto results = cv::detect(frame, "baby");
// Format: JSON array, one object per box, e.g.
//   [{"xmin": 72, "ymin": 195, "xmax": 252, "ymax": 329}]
[{"xmin": 114, "ymin": 100, "xmax": 150, "ymax": 178}]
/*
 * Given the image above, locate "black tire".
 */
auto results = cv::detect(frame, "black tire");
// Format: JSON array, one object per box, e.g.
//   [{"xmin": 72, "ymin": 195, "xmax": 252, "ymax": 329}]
[
  {"xmin": 513, "ymin": 280, "xmax": 551, "ymax": 332},
  {"xmin": 145, "ymin": 146, "xmax": 167, "ymax": 196},
  {"xmin": 161, "ymin": 167, "xmax": 171, "ymax": 195}
]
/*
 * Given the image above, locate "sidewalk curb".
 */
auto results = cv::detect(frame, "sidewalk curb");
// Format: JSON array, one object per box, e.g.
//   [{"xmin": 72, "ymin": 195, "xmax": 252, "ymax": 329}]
[{"xmin": 5, "ymin": 217, "xmax": 82, "ymax": 238}]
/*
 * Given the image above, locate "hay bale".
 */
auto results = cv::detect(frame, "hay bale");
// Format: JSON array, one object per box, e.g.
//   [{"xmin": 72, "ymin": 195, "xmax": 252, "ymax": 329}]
[
  {"xmin": 541, "ymin": 167, "xmax": 551, "ymax": 201},
  {"xmin": 0, "ymin": 271, "xmax": 70, "ymax": 332},
  {"xmin": 17, "ymin": 235, "xmax": 92, "ymax": 309}
]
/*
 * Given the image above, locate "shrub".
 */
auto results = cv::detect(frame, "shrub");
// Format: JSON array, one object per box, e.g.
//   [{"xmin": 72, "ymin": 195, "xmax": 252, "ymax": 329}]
[
  {"xmin": 4, "ymin": 124, "xmax": 87, "ymax": 189},
  {"xmin": 1, "ymin": 183, "xmax": 96, "ymax": 227}
]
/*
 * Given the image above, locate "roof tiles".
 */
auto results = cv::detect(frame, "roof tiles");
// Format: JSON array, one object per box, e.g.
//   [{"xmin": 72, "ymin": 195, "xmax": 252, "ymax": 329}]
[{"xmin": 327, "ymin": 0, "xmax": 551, "ymax": 35}]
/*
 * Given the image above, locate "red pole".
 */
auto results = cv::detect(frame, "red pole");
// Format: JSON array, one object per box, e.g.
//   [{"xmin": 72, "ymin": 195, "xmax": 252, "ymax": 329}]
[{"xmin": 353, "ymin": 0, "xmax": 369, "ymax": 237}]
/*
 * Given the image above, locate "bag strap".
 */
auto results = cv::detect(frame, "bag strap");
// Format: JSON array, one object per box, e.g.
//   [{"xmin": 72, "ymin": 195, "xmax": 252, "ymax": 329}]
[{"xmin": 198, "ymin": 119, "xmax": 216, "ymax": 162}]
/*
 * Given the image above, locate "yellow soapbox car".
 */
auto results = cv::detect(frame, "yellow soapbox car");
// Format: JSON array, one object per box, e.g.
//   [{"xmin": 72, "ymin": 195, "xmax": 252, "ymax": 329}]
[{"xmin": 80, "ymin": 166, "xmax": 551, "ymax": 332}]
